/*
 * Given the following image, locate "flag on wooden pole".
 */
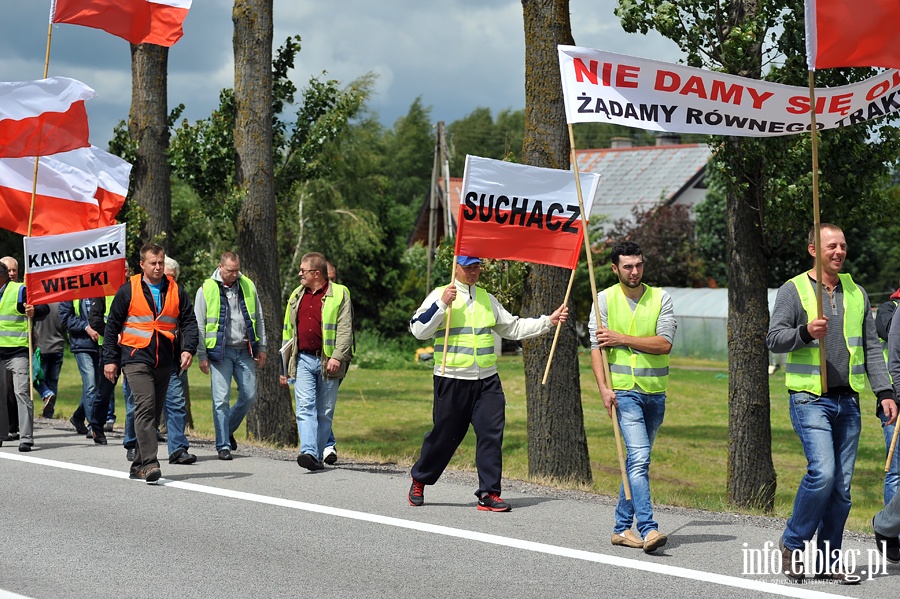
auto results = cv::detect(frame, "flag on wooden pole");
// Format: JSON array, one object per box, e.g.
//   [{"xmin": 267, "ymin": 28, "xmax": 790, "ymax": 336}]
[
  {"xmin": 51, "ymin": 0, "xmax": 193, "ymax": 47},
  {"xmin": 805, "ymin": 0, "xmax": 900, "ymax": 69},
  {"xmin": 0, "ymin": 77, "xmax": 93, "ymax": 158}
]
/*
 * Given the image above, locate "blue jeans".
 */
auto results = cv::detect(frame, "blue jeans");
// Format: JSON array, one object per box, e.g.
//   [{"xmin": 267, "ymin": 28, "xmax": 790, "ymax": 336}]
[
  {"xmin": 72, "ymin": 352, "xmax": 98, "ymax": 426},
  {"xmin": 209, "ymin": 347, "xmax": 258, "ymax": 452},
  {"xmin": 613, "ymin": 390, "xmax": 666, "ymax": 536},
  {"xmin": 34, "ymin": 351, "xmax": 63, "ymax": 417},
  {"xmin": 881, "ymin": 412, "xmax": 899, "ymax": 505},
  {"xmin": 783, "ymin": 391, "xmax": 861, "ymax": 565},
  {"xmin": 164, "ymin": 362, "xmax": 190, "ymax": 454},
  {"xmin": 123, "ymin": 377, "xmax": 136, "ymax": 448},
  {"xmin": 294, "ymin": 353, "xmax": 339, "ymax": 461}
]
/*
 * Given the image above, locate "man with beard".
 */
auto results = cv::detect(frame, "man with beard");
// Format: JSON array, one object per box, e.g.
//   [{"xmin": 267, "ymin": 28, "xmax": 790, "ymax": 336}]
[{"xmin": 590, "ymin": 241, "xmax": 675, "ymax": 554}]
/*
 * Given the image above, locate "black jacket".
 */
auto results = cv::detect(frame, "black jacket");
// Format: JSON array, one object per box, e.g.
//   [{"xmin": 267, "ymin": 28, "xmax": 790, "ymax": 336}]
[{"xmin": 99, "ymin": 276, "xmax": 198, "ymax": 369}]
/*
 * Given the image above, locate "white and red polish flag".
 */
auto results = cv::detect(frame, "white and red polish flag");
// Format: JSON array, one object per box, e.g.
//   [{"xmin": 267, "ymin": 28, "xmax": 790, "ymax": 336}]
[
  {"xmin": 51, "ymin": 0, "xmax": 193, "ymax": 47},
  {"xmin": 0, "ymin": 77, "xmax": 94, "ymax": 159},
  {"xmin": 0, "ymin": 153, "xmax": 100, "ymax": 237},
  {"xmin": 805, "ymin": 0, "xmax": 900, "ymax": 70},
  {"xmin": 455, "ymin": 156, "xmax": 600, "ymax": 270},
  {"xmin": 24, "ymin": 223, "xmax": 126, "ymax": 304},
  {"xmin": 51, "ymin": 146, "xmax": 131, "ymax": 226}
]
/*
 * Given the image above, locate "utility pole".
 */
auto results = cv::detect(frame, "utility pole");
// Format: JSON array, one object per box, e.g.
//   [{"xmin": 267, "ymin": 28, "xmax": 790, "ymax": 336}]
[{"xmin": 426, "ymin": 121, "xmax": 447, "ymax": 291}]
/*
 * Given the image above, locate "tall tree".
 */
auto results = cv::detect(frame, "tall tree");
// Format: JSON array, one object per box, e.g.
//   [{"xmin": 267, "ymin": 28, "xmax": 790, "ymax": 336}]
[
  {"xmin": 521, "ymin": 0, "xmax": 592, "ymax": 483},
  {"xmin": 129, "ymin": 44, "xmax": 172, "ymax": 248},
  {"xmin": 232, "ymin": 0, "xmax": 293, "ymax": 444}
]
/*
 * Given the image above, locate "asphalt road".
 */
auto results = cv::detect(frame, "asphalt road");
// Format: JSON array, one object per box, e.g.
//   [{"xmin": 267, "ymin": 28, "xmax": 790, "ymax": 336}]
[{"xmin": 1, "ymin": 422, "xmax": 898, "ymax": 599}]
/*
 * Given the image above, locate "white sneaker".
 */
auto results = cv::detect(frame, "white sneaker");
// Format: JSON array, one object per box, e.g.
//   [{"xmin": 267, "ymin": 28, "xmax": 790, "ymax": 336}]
[{"xmin": 323, "ymin": 445, "xmax": 337, "ymax": 465}]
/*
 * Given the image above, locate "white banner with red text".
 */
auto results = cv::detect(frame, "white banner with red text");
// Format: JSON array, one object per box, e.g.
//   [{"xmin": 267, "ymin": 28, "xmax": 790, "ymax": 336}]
[
  {"xmin": 456, "ymin": 156, "xmax": 600, "ymax": 270},
  {"xmin": 558, "ymin": 45, "xmax": 900, "ymax": 136},
  {"xmin": 24, "ymin": 223, "xmax": 126, "ymax": 304}
]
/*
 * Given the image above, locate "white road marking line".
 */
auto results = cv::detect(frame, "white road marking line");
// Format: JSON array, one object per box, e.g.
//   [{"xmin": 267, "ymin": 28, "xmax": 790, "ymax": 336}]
[{"xmin": 0, "ymin": 453, "xmax": 853, "ymax": 599}]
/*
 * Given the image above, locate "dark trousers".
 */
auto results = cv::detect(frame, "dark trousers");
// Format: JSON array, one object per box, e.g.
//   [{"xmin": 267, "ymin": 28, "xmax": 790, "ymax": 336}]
[
  {"xmin": 92, "ymin": 368, "xmax": 116, "ymax": 435},
  {"xmin": 122, "ymin": 363, "xmax": 170, "ymax": 471},
  {"xmin": 411, "ymin": 374, "xmax": 506, "ymax": 497}
]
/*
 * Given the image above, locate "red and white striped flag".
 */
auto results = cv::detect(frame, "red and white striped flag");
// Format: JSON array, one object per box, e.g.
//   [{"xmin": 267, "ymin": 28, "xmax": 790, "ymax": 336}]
[
  {"xmin": 51, "ymin": 0, "xmax": 193, "ymax": 47},
  {"xmin": 0, "ymin": 77, "xmax": 94, "ymax": 159},
  {"xmin": 50, "ymin": 146, "xmax": 131, "ymax": 227},
  {"xmin": 805, "ymin": 0, "xmax": 900, "ymax": 69},
  {"xmin": 0, "ymin": 153, "xmax": 99, "ymax": 237}
]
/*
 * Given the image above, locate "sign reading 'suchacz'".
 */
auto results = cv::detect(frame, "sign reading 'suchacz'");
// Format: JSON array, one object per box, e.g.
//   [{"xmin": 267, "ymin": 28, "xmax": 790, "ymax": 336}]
[{"xmin": 456, "ymin": 156, "xmax": 600, "ymax": 269}]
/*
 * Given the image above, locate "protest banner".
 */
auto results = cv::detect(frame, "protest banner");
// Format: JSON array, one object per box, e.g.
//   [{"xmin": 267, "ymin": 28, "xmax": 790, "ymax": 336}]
[
  {"xmin": 455, "ymin": 155, "xmax": 600, "ymax": 269},
  {"xmin": 24, "ymin": 223, "xmax": 126, "ymax": 304},
  {"xmin": 558, "ymin": 45, "xmax": 900, "ymax": 136}
]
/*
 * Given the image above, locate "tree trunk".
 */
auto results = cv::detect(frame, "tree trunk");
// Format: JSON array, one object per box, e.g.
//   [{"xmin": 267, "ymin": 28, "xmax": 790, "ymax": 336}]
[
  {"xmin": 722, "ymin": 0, "xmax": 776, "ymax": 510},
  {"xmin": 232, "ymin": 0, "xmax": 296, "ymax": 446},
  {"xmin": 724, "ymin": 139, "xmax": 776, "ymax": 510},
  {"xmin": 521, "ymin": 0, "xmax": 592, "ymax": 483},
  {"xmin": 128, "ymin": 44, "xmax": 172, "ymax": 248}
]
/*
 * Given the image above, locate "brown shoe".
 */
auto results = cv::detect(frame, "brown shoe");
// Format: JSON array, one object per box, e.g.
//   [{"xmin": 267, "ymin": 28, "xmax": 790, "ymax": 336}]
[
  {"xmin": 780, "ymin": 539, "xmax": 804, "ymax": 582},
  {"xmin": 611, "ymin": 530, "xmax": 644, "ymax": 548},
  {"xmin": 642, "ymin": 530, "xmax": 668, "ymax": 553},
  {"xmin": 144, "ymin": 467, "xmax": 162, "ymax": 484}
]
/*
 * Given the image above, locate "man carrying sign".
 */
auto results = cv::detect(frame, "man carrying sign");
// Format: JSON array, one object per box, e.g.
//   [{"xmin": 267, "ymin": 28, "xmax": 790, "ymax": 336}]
[
  {"xmin": 589, "ymin": 242, "xmax": 675, "ymax": 553},
  {"xmin": 407, "ymin": 256, "xmax": 567, "ymax": 511}
]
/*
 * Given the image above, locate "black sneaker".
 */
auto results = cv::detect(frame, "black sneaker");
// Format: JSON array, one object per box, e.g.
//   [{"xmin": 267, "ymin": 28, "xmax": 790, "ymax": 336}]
[
  {"xmin": 408, "ymin": 479, "xmax": 425, "ymax": 506},
  {"xmin": 477, "ymin": 493, "xmax": 511, "ymax": 512},
  {"xmin": 69, "ymin": 416, "xmax": 87, "ymax": 435},
  {"xmin": 218, "ymin": 449, "xmax": 233, "ymax": 461},
  {"xmin": 126, "ymin": 447, "xmax": 136, "ymax": 462},
  {"xmin": 874, "ymin": 517, "xmax": 900, "ymax": 563},
  {"xmin": 229, "ymin": 434, "xmax": 238, "ymax": 451},
  {"xmin": 296, "ymin": 453, "xmax": 324, "ymax": 471},
  {"xmin": 169, "ymin": 448, "xmax": 197, "ymax": 465}
]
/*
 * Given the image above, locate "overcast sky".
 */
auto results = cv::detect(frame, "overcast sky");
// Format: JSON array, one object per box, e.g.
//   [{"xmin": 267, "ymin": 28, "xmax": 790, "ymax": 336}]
[{"xmin": 0, "ymin": 1, "xmax": 683, "ymax": 148}]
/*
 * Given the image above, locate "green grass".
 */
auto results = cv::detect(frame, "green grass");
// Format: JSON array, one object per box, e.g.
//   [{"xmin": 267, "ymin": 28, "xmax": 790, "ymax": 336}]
[{"xmin": 46, "ymin": 349, "xmax": 891, "ymax": 532}]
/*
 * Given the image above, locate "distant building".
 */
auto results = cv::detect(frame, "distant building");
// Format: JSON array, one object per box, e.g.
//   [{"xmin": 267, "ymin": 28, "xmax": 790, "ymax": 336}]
[{"xmin": 577, "ymin": 135, "xmax": 712, "ymax": 232}]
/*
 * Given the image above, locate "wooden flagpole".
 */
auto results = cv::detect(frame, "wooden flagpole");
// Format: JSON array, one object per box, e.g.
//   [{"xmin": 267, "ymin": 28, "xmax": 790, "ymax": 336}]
[
  {"xmin": 439, "ymin": 254, "xmax": 458, "ymax": 375},
  {"xmin": 568, "ymin": 124, "xmax": 630, "ymax": 500},
  {"xmin": 541, "ymin": 268, "xmax": 576, "ymax": 385},
  {"xmin": 808, "ymin": 71, "xmax": 828, "ymax": 394},
  {"xmin": 23, "ymin": 22, "xmax": 57, "ymax": 413},
  {"xmin": 886, "ymin": 423, "xmax": 900, "ymax": 473}
]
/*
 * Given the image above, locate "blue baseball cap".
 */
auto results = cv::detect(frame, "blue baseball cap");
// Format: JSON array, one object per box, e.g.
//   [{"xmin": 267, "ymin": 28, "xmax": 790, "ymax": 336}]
[{"xmin": 456, "ymin": 256, "xmax": 482, "ymax": 266}]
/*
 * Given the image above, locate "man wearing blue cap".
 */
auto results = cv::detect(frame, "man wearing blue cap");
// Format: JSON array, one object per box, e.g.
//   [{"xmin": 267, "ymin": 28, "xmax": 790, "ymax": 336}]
[{"xmin": 407, "ymin": 256, "xmax": 568, "ymax": 511}]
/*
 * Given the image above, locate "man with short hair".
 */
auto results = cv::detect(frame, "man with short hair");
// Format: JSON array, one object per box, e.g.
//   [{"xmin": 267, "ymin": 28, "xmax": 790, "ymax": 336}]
[
  {"xmin": 280, "ymin": 252, "xmax": 352, "ymax": 471},
  {"xmin": 408, "ymin": 256, "xmax": 567, "ymax": 511},
  {"xmin": 101, "ymin": 244, "xmax": 199, "ymax": 483},
  {"xmin": 0, "ymin": 259, "xmax": 48, "ymax": 451},
  {"xmin": 768, "ymin": 223, "xmax": 896, "ymax": 583},
  {"xmin": 2, "ymin": 256, "xmax": 19, "ymax": 440},
  {"xmin": 590, "ymin": 241, "xmax": 675, "ymax": 553},
  {"xmin": 195, "ymin": 252, "xmax": 267, "ymax": 461}
]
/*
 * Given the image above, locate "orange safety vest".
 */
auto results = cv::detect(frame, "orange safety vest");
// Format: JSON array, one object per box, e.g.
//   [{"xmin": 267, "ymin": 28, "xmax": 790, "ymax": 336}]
[{"xmin": 120, "ymin": 274, "xmax": 180, "ymax": 349}]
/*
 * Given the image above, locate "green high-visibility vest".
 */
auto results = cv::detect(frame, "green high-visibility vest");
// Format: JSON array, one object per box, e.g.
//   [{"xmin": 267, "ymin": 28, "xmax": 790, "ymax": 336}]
[
  {"xmin": 434, "ymin": 285, "xmax": 497, "ymax": 369},
  {"xmin": 606, "ymin": 283, "xmax": 669, "ymax": 393},
  {"xmin": 0, "ymin": 282, "xmax": 27, "ymax": 348},
  {"xmin": 76, "ymin": 297, "xmax": 113, "ymax": 346},
  {"xmin": 202, "ymin": 277, "xmax": 259, "ymax": 350},
  {"xmin": 283, "ymin": 283, "xmax": 348, "ymax": 358},
  {"xmin": 785, "ymin": 272, "xmax": 866, "ymax": 394}
]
